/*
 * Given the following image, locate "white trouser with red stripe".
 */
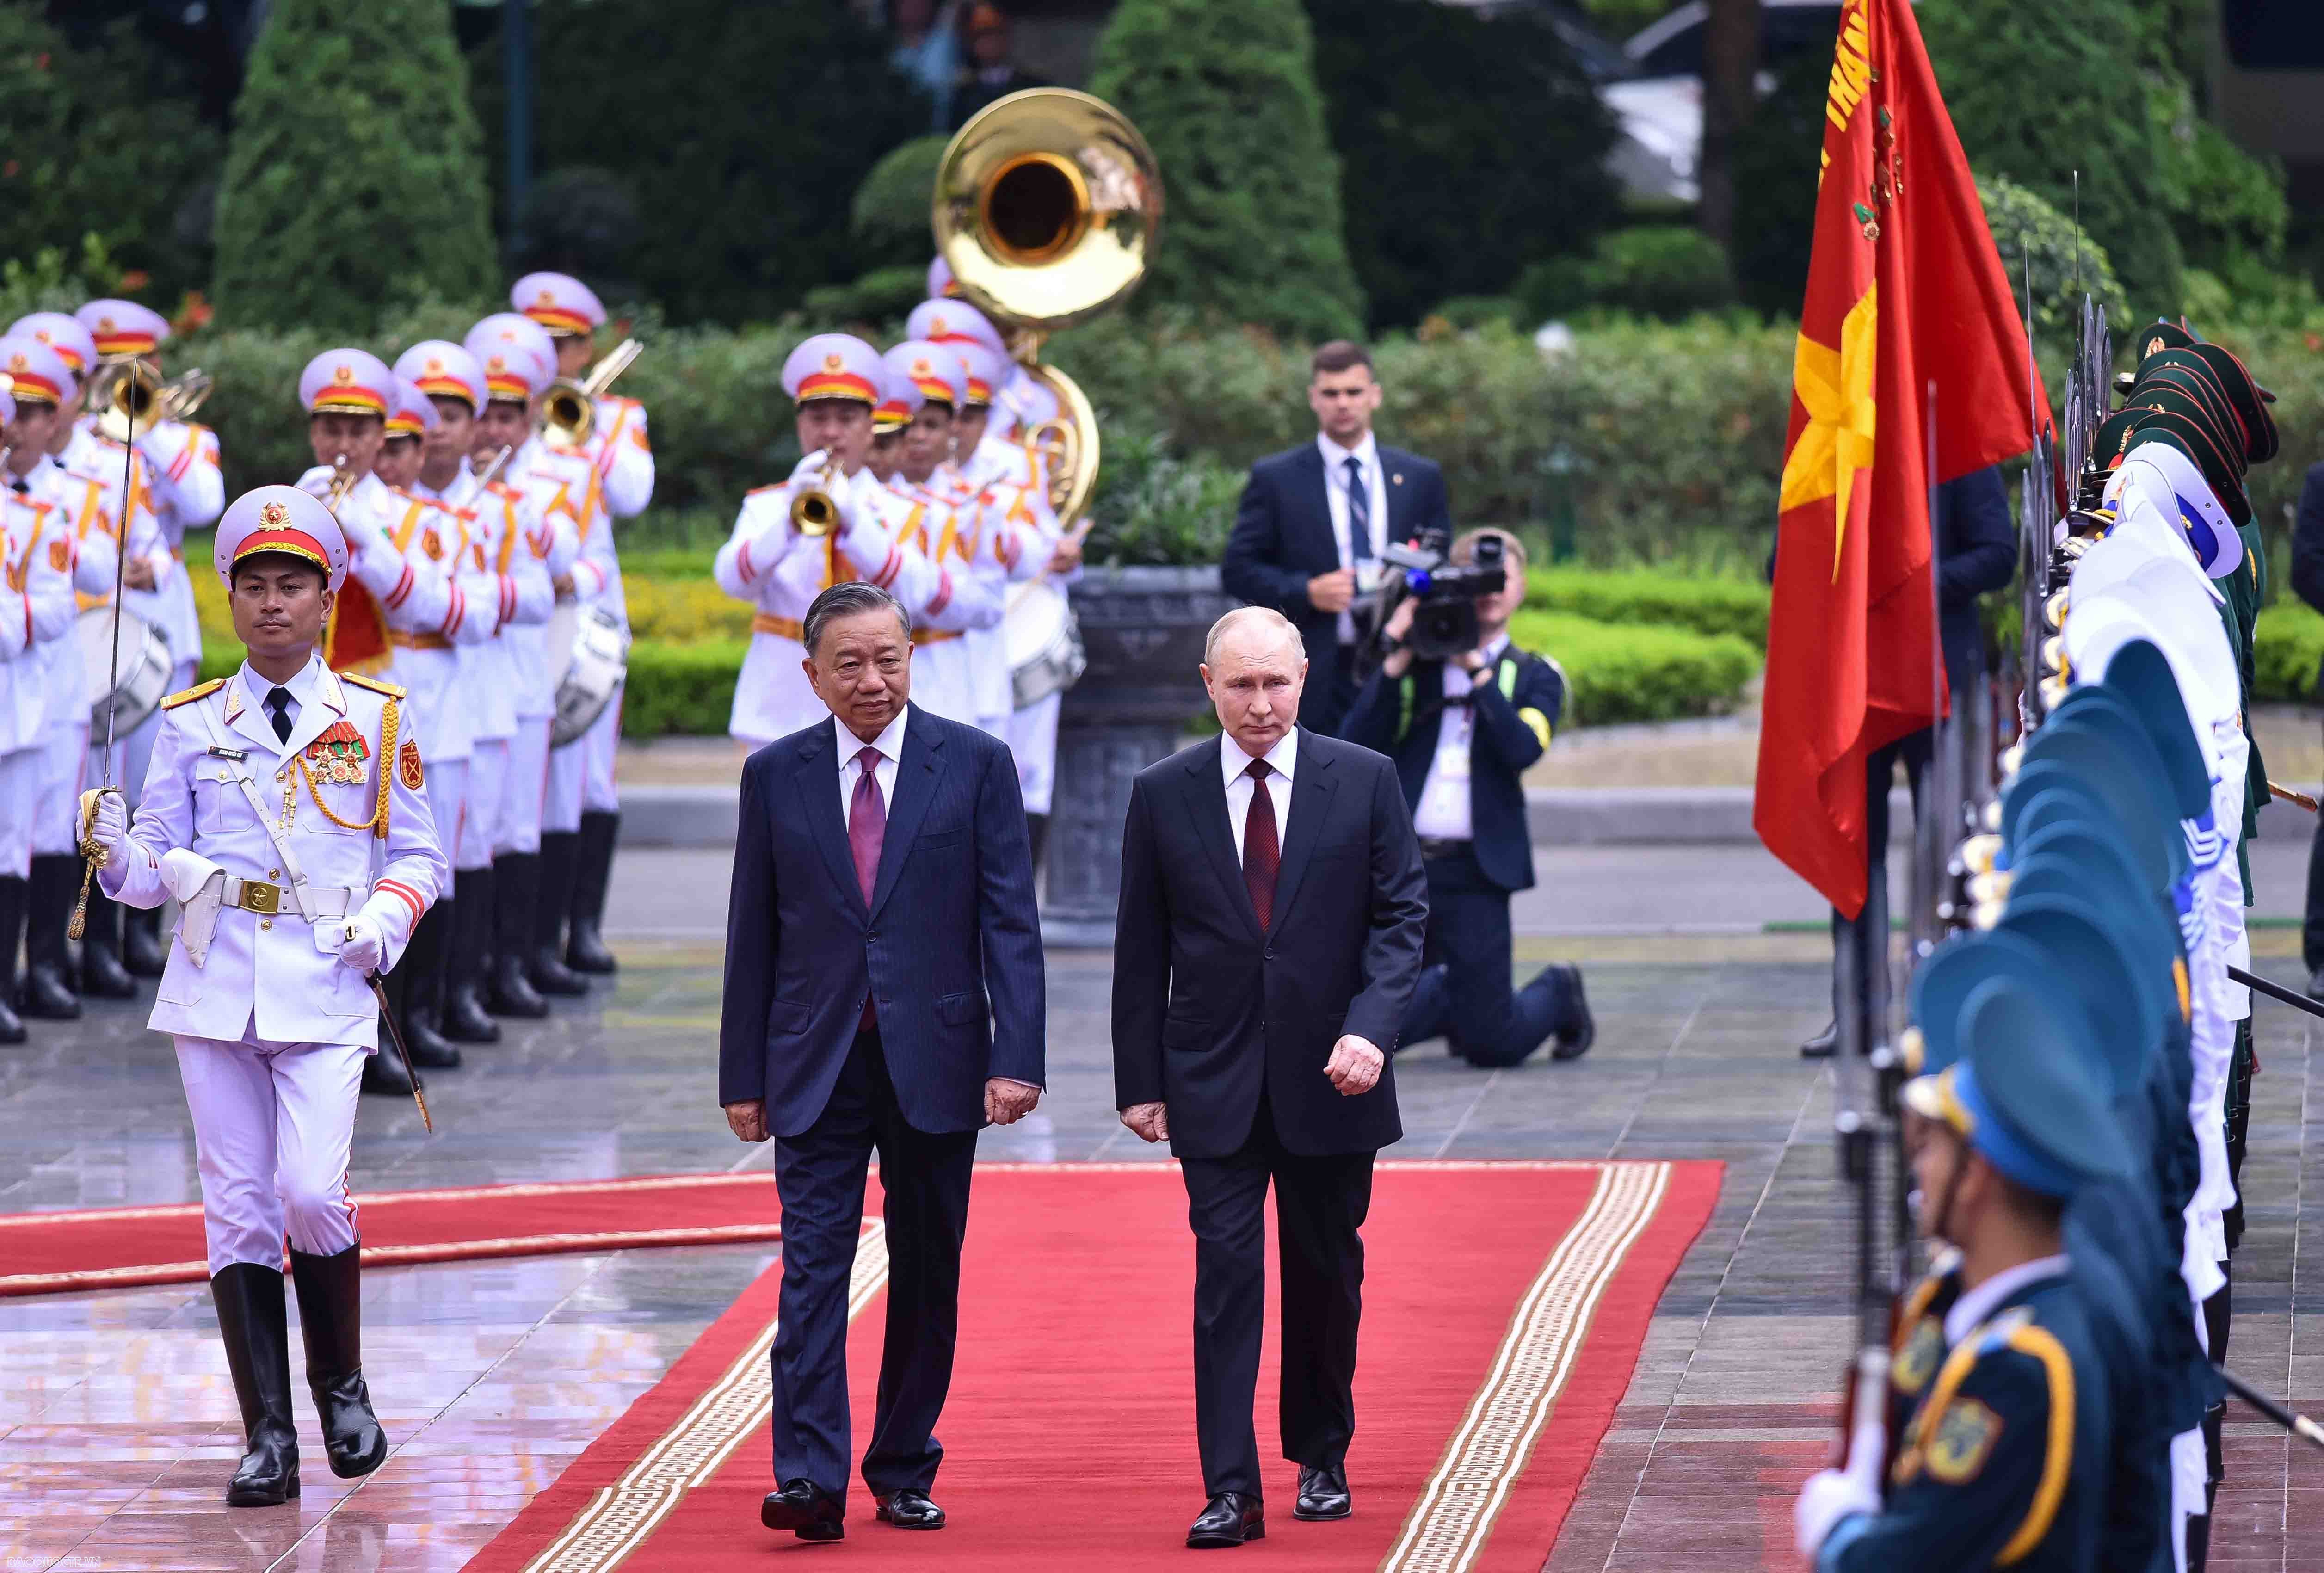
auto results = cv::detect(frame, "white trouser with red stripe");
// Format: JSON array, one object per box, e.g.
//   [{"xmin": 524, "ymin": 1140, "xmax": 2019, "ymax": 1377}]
[{"xmin": 174, "ymin": 1025, "xmax": 365, "ymax": 1275}]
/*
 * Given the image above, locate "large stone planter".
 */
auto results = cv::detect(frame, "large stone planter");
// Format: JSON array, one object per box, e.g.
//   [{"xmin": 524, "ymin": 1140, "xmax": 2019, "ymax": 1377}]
[{"xmin": 1042, "ymin": 565, "xmax": 1236, "ymax": 946}]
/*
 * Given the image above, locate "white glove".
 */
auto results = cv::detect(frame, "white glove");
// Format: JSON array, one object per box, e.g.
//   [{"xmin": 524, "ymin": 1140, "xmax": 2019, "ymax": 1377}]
[
  {"xmin": 1793, "ymin": 1466, "xmax": 1879, "ymax": 1560},
  {"xmin": 338, "ymin": 914, "xmax": 386, "ymax": 974},
  {"xmin": 86, "ymin": 789, "xmax": 129, "ymax": 860}
]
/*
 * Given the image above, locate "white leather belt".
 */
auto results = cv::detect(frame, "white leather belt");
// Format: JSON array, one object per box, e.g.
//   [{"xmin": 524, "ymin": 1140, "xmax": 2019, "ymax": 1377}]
[{"xmin": 222, "ymin": 877, "xmax": 354, "ymax": 921}]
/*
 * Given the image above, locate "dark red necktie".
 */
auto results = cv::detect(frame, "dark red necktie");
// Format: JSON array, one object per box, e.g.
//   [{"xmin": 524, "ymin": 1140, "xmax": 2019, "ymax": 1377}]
[
  {"xmin": 1243, "ymin": 759, "xmax": 1280, "ymax": 931},
  {"xmin": 850, "ymin": 746, "xmax": 886, "ymax": 1029}
]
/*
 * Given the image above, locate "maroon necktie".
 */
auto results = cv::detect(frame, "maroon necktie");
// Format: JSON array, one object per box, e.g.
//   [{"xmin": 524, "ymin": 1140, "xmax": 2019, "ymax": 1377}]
[
  {"xmin": 1243, "ymin": 759, "xmax": 1280, "ymax": 931},
  {"xmin": 850, "ymin": 746, "xmax": 886, "ymax": 1029}
]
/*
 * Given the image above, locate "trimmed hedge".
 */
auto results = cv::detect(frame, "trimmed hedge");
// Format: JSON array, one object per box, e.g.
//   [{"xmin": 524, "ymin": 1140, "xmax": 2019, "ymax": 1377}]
[
  {"xmin": 1526, "ymin": 568, "xmax": 1769, "ymax": 644},
  {"xmin": 2254, "ymin": 603, "xmax": 2324, "ymax": 704},
  {"xmin": 1507, "ymin": 612, "xmax": 1759, "ymax": 728}
]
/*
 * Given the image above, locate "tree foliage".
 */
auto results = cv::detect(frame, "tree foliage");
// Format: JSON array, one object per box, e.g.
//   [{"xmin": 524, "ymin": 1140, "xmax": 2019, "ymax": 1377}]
[
  {"xmin": 468, "ymin": 0, "xmax": 927, "ymax": 326},
  {"xmin": 1089, "ymin": 0, "xmax": 1365, "ymax": 340},
  {"xmin": 850, "ymin": 136, "xmax": 950, "ymax": 272},
  {"xmin": 214, "ymin": 0, "xmax": 496, "ymax": 334},
  {"xmin": 1976, "ymin": 176, "xmax": 2131, "ymax": 342},
  {"xmin": 1304, "ymin": 0, "xmax": 1619, "ymax": 330}
]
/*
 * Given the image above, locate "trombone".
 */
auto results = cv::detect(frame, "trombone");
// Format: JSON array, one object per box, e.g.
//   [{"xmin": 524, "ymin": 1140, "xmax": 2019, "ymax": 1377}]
[
  {"xmin": 86, "ymin": 360, "xmax": 213, "ymax": 446},
  {"xmin": 540, "ymin": 338, "xmax": 643, "ymax": 450}
]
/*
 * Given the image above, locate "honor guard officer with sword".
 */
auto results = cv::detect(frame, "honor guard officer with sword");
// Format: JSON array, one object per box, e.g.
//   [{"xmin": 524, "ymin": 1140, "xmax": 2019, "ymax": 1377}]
[
  {"xmin": 293, "ymin": 348, "xmax": 463, "ymax": 1092},
  {"xmin": 517, "ymin": 273, "xmax": 648, "ymax": 982},
  {"xmin": 462, "ymin": 314, "xmax": 586, "ymax": 1016},
  {"xmin": 82, "ymin": 484, "xmax": 447, "ymax": 1508},
  {"xmin": 0, "ymin": 368, "xmax": 82, "ymax": 1043},
  {"xmin": 75, "ymin": 298, "xmax": 223, "ymax": 981},
  {"xmin": 714, "ymin": 333, "xmax": 957, "ymax": 747},
  {"xmin": 7, "ymin": 314, "xmax": 173, "ymax": 1013}
]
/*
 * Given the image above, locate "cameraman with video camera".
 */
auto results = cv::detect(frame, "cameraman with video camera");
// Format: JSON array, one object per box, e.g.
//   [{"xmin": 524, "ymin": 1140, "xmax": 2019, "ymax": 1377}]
[{"xmin": 1342, "ymin": 527, "xmax": 1593, "ymax": 1066}]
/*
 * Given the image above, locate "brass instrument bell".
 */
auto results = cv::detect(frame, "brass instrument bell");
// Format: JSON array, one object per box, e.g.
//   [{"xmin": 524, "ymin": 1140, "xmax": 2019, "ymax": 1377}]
[
  {"xmin": 790, "ymin": 450, "xmax": 844, "ymax": 537},
  {"xmin": 541, "ymin": 337, "xmax": 644, "ymax": 450}
]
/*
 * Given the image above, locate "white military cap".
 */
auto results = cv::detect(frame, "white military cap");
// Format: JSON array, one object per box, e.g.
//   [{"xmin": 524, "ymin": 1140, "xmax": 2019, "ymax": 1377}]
[
  {"xmin": 2106, "ymin": 439, "xmax": 2242, "ymax": 580},
  {"xmin": 873, "ymin": 364, "xmax": 925, "ymax": 433},
  {"xmin": 465, "ymin": 314, "xmax": 557, "ymax": 403},
  {"xmin": 927, "ymin": 255, "xmax": 958, "ymax": 298},
  {"xmin": 298, "ymin": 348, "xmax": 395, "ymax": 418},
  {"xmin": 8, "ymin": 312, "xmax": 98, "ymax": 376},
  {"xmin": 75, "ymin": 299, "xmax": 171, "ymax": 359},
  {"xmin": 906, "ymin": 298, "xmax": 1007, "ymax": 358},
  {"xmin": 394, "ymin": 341, "xmax": 487, "ymax": 412},
  {"xmin": 215, "ymin": 485, "xmax": 351, "ymax": 593},
  {"xmin": 386, "ymin": 376, "xmax": 440, "ymax": 439},
  {"xmin": 0, "ymin": 336, "xmax": 76, "ymax": 405},
  {"xmin": 950, "ymin": 341, "xmax": 1007, "ymax": 408},
  {"xmin": 781, "ymin": 333, "xmax": 882, "ymax": 407},
  {"xmin": 884, "ymin": 340, "xmax": 965, "ymax": 410},
  {"xmin": 513, "ymin": 271, "xmax": 606, "ymax": 336}
]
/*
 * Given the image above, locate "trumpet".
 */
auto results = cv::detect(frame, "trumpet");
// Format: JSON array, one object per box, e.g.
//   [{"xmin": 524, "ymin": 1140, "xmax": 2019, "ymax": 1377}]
[
  {"xmin": 321, "ymin": 453, "xmax": 358, "ymax": 514},
  {"xmin": 540, "ymin": 338, "xmax": 642, "ymax": 450},
  {"xmin": 790, "ymin": 448, "xmax": 845, "ymax": 537},
  {"xmin": 87, "ymin": 360, "xmax": 214, "ymax": 445}
]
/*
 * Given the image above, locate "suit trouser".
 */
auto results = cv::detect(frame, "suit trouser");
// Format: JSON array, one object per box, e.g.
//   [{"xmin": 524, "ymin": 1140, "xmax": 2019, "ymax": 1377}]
[
  {"xmin": 1827, "ymin": 728, "xmax": 1930, "ymax": 1031},
  {"xmin": 770, "ymin": 1030, "xmax": 977, "ymax": 1500},
  {"xmin": 175, "ymin": 1031, "xmax": 366, "ymax": 1275},
  {"xmin": 1401, "ymin": 845, "xmax": 1573, "ymax": 1066},
  {"xmin": 1179, "ymin": 1093, "xmax": 1374, "ymax": 1499}
]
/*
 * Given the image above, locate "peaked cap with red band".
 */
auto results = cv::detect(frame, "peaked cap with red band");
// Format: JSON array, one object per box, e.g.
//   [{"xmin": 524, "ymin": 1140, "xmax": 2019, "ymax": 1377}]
[
  {"xmin": 782, "ymin": 333, "xmax": 881, "ymax": 407},
  {"xmin": 512, "ymin": 271, "xmax": 606, "ymax": 337},
  {"xmin": 882, "ymin": 339, "xmax": 966, "ymax": 409},
  {"xmin": 387, "ymin": 376, "xmax": 440, "ymax": 439},
  {"xmin": 873, "ymin": 364, "xmax": 925, "ymax": 432},
  {"xmin": 393, "ymin": 340, "xmax": 487, "ymax": 412},
  {"xmin": 7, "ymin": 312, "xmax": 97, "ymax": 375},
  {"xmin": 464, "ymin": 314, "xmax": 555, "ymax": 403},
  {"xmin": 906, "ymin": 297, "xmax": 1006, "ymax": 357},
  {"xmin": 0, "ymin": 336, "xmax": 74, "ymax": 406},
  {"xmin": 299, "ymin": 348, "xmax": 394, "ymax": 418},
  {"xmin": 216, "ymin": 485, "xmax": 350, "ymax": 593},
  {"xmin": 74, "ymin": 299, "xmax": 170, "ymax": 359}
]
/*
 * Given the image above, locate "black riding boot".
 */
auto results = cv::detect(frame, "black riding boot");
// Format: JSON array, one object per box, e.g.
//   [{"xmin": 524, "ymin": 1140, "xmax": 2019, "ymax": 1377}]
[
  {"xmin": 566, "ymin": 810, "xmax": 619, "ymax": 973},
  {"xmin": 123, "ymin": 901, "xmax": 168, "ymax": 975},
  {"xmin": 78, "ymin": 885, "xmax": 137, "ymax": 998},
  {"xmin": 360, "ymin": 1046, "xmax": 416, "ymax": 1097},
  {"xmin": 441, "ymin": 870, "xmax": 501, "ymax": 1042},
  {"xmin": 488, "ymin": 854, "xmax": 549, "ymax": 1017},
  {"xmin": 288, "ymin": 1244, "xmax": 389, "ymax": 1478},
  {"xmin": 20, "ymin": 854, "xmax": 82, "ymax": 1018},
  {"xmin": 0, "ymin": 875, "xmax": 27, "ymax": 1043},
  {"xmin": 210, "ymin": 1264, "xmax": 301, "ymax": 1505},
  {"xmin": 395, "ymin": 904, "xmax": 460, "ymax": 1069},
  {"xmin": 529, "ymin": 833, "xmax": 588, "ymax": 997}
]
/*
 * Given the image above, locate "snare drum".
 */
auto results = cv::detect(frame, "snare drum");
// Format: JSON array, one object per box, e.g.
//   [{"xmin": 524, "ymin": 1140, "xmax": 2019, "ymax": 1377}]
[
  {"xmin": 76, "ymin": 605, "xmax": 174, "ymax": 736},
  {"xmin": 551, "ymin": 603, "xmax": 630, "ymax": 746},
  {"xmin": 1003, "ymin": 578, "xmax": 1086, "ymax": 711}
]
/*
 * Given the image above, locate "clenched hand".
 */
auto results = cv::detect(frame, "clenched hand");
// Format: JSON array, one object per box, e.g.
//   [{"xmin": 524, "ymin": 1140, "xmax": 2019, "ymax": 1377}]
[
  {"xmin": 986, "ymin": 1078, "xmax": 1042, "ymax": 1125},
  {"xmin": 724, "ymin": 1098, "xmax": 769, "ymax": 1143},
  {"xmin": 1324, "ymin": 1034, "xmax": 1384, "ymax": 1096},
  {"xmin": 1120, "ymin": 1101, "xmax": 1170, "ymax": 1143}
]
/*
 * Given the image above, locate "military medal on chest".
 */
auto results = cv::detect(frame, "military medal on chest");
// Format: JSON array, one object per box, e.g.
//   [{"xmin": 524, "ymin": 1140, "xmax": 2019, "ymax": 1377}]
[{"xmin": 307, "ymin": 718, "xmax": 370, "ymax": 786}]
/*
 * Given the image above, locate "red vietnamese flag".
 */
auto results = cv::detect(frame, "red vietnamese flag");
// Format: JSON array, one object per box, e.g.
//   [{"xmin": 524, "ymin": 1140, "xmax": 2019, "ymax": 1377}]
[{"xmin": 1754, "ymin": 0, "xmax": 2046, "ymax": 917}]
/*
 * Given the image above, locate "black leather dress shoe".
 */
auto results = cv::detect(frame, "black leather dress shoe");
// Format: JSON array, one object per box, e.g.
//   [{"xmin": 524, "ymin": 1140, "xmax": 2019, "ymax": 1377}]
[
  {"xmin": 1187, "ymin": 1492, "xmax": 1264, "ymax": 1548},
  {"xmin": 1294, "ymin": 1463, "xmax": 1351, "ymax": 1520},
  {"xmin": 1549, "ymin": 965, "xmax": 1594, "ymax": 1061},
  {"xmin": 1800, "ymin": 1019, "xmax": 1837, "ymax": 1059},
  {"xmin": 761, "ymin": 1478, "xmax": 844, "ymax": 1541},
  {"xmin": 874, "ymin": 1487, "xmax": 945, "ymax": 1529}
]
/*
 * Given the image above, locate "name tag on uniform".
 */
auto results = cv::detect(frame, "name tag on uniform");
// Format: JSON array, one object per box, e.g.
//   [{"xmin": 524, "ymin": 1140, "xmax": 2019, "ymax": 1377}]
[{"xmin": 205, "ymin": 745, "xmax": 248, "ymax": 762}]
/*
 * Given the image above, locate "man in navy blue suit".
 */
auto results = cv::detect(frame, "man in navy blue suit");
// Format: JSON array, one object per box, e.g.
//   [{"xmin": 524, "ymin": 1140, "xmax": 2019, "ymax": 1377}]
[
  {"xmin": 1342, "ymin": 528, "xmax": 1592, "ymax": 1066},
  {"xmin": 718, "ymin": 580, "xmax": 1044, "ymax": 1543},
  {"xmin": 1221, "ymin": 341, "xmax": 1455, "ymax": 738}
]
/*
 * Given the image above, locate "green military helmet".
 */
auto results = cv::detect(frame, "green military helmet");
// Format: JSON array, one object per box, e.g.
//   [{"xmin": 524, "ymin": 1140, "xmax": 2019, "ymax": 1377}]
[
  {"xmin": 1995, "ymin": 893, "xmax": 2161, "ymax": 1099},
  {"xmin": 2094, "ymin": 637, "xmax": 2213, "ymax": 820},
  {"xmin": 1904, "ymin": 928, "xmax": 2052, "ymax": 1077},
  {"xmin": 2019, "ymin": 719, "xmax": 2189, "ymax": 882},
  {"xmin": 2051, "ymin": 683, "xmax": 2208, "ymax": 821},
  {"xmin": 1905, "ymin": 978, "xmax": 2133, "ymax": 1196},
  {"xmin": 2185, "ymin": 341, "xmax": 2278, "ymax": 463}
]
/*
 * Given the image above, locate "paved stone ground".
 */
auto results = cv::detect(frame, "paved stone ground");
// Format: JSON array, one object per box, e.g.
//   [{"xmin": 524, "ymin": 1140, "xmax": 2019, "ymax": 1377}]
[{"xmin": 2, "ymin": 843, "xmax": 2318, "ymax": 1571}]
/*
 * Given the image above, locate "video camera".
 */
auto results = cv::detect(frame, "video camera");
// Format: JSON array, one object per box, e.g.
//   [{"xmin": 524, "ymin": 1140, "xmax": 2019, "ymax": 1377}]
[{"xmin": 1360, "ymin": 531, "xmax": 1507, "ymax": 669}]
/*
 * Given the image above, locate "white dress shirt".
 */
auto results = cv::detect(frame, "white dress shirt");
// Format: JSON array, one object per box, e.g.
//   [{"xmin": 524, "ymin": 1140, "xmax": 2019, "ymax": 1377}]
[
  {"xmin": 1412, "ymin": 636, "xmax": 1510, "ymax": 842},
  {"xmin": 836, "ymin": 708, "xmax": 908, "ymax": 827},
  {"xmin": 1941, "ymin": 1254, "xmax": 2069, "ymax": 1346},
  {"xmin": 1318, "ymin": 431, "xmax": 1387, "ymax": 644},
  {"xmin": 1221, "ymin": 727, "xmax": 1298, "ymax": 864},
  {"xmin": 247, "ymin": 660, "xmax": 316, "ymax": 741}
]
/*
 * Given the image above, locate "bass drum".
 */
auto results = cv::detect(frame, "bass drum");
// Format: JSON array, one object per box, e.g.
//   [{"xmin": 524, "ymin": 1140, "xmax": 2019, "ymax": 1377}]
[
  {"xmin": 77, "ymin": 605, "xmax": 174, "ymax": 736},
  {"xmin": 1003, "ymin": 577, "xmax": 1086, "ymax": 710},
  {"xmin": 550, "ymin": 602, "xmax": 630, "ymax": 747}
]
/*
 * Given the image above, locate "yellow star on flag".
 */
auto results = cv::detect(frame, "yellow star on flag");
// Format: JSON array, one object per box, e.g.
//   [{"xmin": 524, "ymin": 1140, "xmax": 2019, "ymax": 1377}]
[{"xmin": 1778, "ymin": 284, "xmax": 1879, "ymax": 580}]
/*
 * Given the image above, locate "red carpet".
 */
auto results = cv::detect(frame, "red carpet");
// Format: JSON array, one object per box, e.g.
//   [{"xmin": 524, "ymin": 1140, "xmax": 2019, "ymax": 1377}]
[
  {"xmin": 462, "ymin": 1159, "xmax": 1720, "ymax": 1573},
  {"xmin": 0, "ymin": 1172, "xmax": 785, "ymax": 1296}
]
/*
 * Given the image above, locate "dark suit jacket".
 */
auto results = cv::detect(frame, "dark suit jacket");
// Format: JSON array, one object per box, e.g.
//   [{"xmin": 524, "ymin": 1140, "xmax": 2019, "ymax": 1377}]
[
  {"xmin": 1220, "ymin": 441, "xmax": 1454, "ymax": 734},
  {"xmin": 2291, "ymin": 462, "xmax": 2324, "ymax": 690},
  {"xmin": 718, "ymin": 704, "xmax": 1044, "ymax": 1138},
  {"xmin": 1111, "ymin": 730, "xmax": 1429, "ymax": 1159},
  {"xmin": 1339, "ymin": 644, "xmax": 1566, "ymax": 893}
]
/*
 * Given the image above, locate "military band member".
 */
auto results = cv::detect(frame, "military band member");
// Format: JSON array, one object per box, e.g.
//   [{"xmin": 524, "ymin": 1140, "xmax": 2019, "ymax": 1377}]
[
  {"xmin": 0, "ymin": 377, "xmax": 80, "ymax": 1043},
  {"xmin": 517, "ymin": 272, "xmax": 645, "ymax": 980},
  {"xmin": 943, "ymin": 340, "xmax": 1057, "ymax": 748},
  {"xmin": 714, "ymin": 333, "xmax": 957, "ymax": 746},
  {"xmin": 867, "ymin": 366, "xmax": 913, "ymax": 485},
  {"xmin": 75, "ymin": 298, "xmax": 222, "ymax": 979},
  {"xmin": 462, "ymin": 315, "xmax": 585, "ymax": 1015},
  {"xmin": 85, "ymin": 485, "xmax": 447, "ymax": 1507}
]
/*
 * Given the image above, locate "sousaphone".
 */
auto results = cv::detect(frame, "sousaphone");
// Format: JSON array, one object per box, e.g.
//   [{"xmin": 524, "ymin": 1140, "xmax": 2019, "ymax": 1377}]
[{"xmin": 931, "ymin": 88, "xmax": 1162, "ymax": 528}]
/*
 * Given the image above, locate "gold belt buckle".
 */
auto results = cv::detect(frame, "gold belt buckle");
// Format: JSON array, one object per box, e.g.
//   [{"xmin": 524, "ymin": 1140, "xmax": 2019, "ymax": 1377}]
[{"xmin": 240, "ymin": 880, "xmax": 281, "ymax": 915}]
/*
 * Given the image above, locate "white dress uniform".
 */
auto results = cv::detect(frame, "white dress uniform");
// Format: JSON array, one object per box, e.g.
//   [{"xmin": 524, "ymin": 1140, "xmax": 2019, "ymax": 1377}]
[{"xmin": 0, "ymin": 463, "xmax": 79, "ymax": 881}]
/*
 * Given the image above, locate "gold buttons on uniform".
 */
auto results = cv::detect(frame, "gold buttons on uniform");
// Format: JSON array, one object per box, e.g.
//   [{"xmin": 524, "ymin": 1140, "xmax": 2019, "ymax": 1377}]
[
  {"xmin": 269, "ymin": 869, "xmax": 280, "ymax": 879},
  {"xmin": 259, "ymin": 919, "xmax": 273, "ymax": 931}
]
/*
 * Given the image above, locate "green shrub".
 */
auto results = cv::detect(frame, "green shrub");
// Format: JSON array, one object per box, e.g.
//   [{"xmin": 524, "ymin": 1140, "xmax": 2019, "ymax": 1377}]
[
  {"xmin": 1519, "ymin": 227, "xmax": 1736, "ymax": 324},
  {"xmin": 1089, "ymin": 0, "xmax": 1365, "ymax": 341},
  {"xmin": 1976, "ymin": 177, "xmax": 2130, "ymax": 345},
  {"xmin": 850, "ymin": 138, "xmax": 950, "ymax": 272},
  {"xmin": 1526, "ymin": 569, "xmax": 1771, "ymax": 643},
  {"xmin": 800, "ymin": 266, "xmax": 932, "ymax": 331},
  {"xmin": 1080, "ymin": 425, "xmax": 1246, "ymax": 568},
  {"xmin": 1305, "ymin": 0, "xmax": 1617, "ymax": 331},
  {"xmin": 2253, "ymin": 603, "xmax": 2324, "ymax": 704},
  {"xmin": 621, "ymin": 641, "xmax": 754, "ymax": 738},
  {"xmin": 214, "ymin": 0, "xmax": 496, "ymax": 335},
  {"xmin": 1508, "ymin": 612, "xmax": 1760, "ymax": 726}
]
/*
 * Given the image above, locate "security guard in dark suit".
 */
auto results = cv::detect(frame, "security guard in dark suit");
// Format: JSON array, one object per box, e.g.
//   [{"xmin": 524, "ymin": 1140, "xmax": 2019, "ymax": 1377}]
[
  {"xmin": 1340, "ymin": 528, "xmax": 1591, "ymax": 1065},
  {"xmin": 1796, "ymin": 971, "xmax": 2127, "ymax": 1572}
]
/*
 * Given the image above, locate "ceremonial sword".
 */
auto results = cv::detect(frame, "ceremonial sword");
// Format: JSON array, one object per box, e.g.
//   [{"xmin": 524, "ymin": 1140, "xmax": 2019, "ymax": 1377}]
[
  {"xmin": 358, "ymin": 960, "xmax": 433, "ymax": 1133},
  {"xmin": 2218, "ymin": 1365, "xmax": 2324, "ymax": 1452},
  {"xmin": 69, "ymin": 376, "xmax": 143, "ymax": 938}
]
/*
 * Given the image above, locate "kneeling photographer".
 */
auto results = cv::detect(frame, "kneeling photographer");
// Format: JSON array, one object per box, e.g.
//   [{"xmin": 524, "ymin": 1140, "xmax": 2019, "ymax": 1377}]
[{"xmin": 1342, "ymin": 528, "xmax": 1594, "ymax": 1066}]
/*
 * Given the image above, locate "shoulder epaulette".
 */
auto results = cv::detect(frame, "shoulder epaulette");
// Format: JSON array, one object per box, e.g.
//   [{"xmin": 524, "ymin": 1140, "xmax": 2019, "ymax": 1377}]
[
  {"xmin": 340, "ymin": 672, "xmax": 407, "ymax": 699},
  {"xmin": 161, "ymin": 678, "xmax": 227, "ymax": 710}
]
